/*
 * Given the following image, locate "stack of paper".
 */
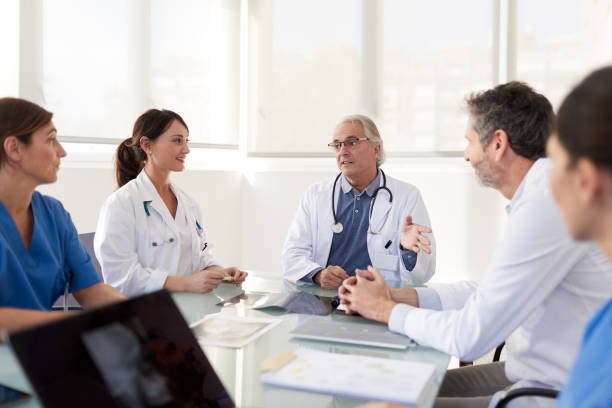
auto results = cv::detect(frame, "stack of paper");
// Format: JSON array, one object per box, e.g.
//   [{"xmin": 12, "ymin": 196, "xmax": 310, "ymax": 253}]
[{"xmin": 261, "ymin": 347, "xmax": 437, "ymax": 405}]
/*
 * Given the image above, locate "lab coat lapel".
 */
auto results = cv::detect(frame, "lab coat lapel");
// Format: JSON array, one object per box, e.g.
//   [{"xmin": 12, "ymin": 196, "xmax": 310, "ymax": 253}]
[
  {"xmin": 138, "ymin": 171, "xmax": 178, "ymax": 236},
  {"xmin": 314, "ymin": 178, "xmax": 337, "ymax": 266},
  {"xmin": 176, "ymin": 190, "xmax": 201, "ymax": 272}
]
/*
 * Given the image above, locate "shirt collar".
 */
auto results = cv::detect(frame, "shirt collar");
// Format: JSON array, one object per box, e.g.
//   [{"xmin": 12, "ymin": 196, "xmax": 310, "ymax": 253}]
[
  {"xmin": 505, "ymin": 158, "xmax": 547, "ymax": 214},
  {"xmin": 340, "ymin": 169, "xmax": 382, "ymax": 197},
  {"xmin": 137, "ymin": 169, "xmax": 178, "ymax": 202}
]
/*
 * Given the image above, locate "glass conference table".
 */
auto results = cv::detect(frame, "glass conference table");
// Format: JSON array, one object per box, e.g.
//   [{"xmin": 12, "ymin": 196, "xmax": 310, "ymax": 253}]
[{"xmin": 0, "ymin": 276, "xmax": 449, "ymax": 408}]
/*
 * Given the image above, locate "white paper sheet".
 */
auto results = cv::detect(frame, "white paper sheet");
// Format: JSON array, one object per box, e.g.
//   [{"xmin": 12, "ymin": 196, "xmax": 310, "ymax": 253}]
[
  {"xmin": 261, "ymin": 347, "xmax": 437, "ymax": 405},
  {"xmin": 190, "ymin": 315, "xmax": 281, "ymax": 348}
]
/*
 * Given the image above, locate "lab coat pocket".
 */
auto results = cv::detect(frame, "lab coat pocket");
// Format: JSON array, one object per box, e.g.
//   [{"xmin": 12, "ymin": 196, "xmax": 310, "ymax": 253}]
[{"xmin": 371, "ymin": 252, "xmax": 399, "ymax": 272}]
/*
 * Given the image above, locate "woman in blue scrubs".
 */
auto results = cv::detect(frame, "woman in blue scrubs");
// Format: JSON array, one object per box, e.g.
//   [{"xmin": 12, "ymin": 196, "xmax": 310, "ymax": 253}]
[
  {"xmin": 0, "ymin": 97, "xmax": 125, "ymax": 333},
  {"xmin": 548, "ymin": 66, "xmax": 612, "ymax": 407}
]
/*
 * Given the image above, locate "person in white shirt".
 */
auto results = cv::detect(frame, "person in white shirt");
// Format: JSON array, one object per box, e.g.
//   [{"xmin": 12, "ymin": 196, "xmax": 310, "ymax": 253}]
[
  {"xmin": 282, "ymin": 114, "xmax": 436, "ymax": 288},
  {"xmin": 95, "ymin": 109, "xmax": 247, "ymax": 297},
  {"xmin": 340, "ymin": 82, "xmax": 612, "ymax": 408}
]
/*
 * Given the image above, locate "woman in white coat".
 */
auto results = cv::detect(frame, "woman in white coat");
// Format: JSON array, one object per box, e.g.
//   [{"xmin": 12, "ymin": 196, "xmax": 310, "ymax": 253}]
[{"xmin": 94, "ymin": 109, "xmax": 247, "ymax": 297}]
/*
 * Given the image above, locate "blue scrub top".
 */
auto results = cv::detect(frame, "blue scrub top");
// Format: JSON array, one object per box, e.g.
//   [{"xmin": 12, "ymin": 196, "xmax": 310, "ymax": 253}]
[
  {"xmin": 556, "ymin": 297, "xmax": 612, "ymax": 407},
  {"xmin": 0, "ymin": 191, "xmax": 101, "ymax": 310}
]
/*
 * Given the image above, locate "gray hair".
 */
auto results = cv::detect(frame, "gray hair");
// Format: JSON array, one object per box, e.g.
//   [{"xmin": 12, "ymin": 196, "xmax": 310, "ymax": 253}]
[
  {"xmin": 464, "ymin": 81, "xmax": 554, "ymax": 159},
  {"xmin": 335, "ymin": 114, "xmax": 386, "ymax": 167}
]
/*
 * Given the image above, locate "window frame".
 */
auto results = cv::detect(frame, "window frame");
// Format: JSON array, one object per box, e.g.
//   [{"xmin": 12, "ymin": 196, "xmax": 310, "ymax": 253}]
[{"xmin": 16, "ymin": 0, "xmax": 518, "ymax": 157}]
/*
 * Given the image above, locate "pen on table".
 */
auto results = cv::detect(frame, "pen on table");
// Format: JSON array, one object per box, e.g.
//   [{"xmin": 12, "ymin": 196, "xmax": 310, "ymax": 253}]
[{"xmin": 384, "ymin": 240, "xmax": 392, "ymax": 249}]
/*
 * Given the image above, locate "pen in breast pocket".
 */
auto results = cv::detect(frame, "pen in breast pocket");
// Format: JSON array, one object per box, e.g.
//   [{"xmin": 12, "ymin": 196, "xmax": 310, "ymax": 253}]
[{"xmin": 384, "ymin": 240, "xmax": 392, "ymax": 249}]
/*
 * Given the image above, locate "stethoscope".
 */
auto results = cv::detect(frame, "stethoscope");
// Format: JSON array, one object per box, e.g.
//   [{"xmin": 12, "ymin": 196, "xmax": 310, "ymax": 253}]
[
  {"xmin": 331, "ymin": 169, "xmax": 393, "ymax": 234},
  {"xmin": 143, "ymin": 200, "xmax": 207, "ymax": 250}
]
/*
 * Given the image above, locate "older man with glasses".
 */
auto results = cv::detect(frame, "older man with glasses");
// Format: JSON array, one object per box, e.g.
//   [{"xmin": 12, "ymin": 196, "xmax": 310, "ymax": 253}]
[{"xmin": 281, "ymin": 114, "xmax": 436, "ymax": 289}]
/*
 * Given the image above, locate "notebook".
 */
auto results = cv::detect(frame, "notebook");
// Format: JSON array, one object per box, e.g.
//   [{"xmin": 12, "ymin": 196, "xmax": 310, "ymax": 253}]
[
  {"xmin": 261, "ymin": 347, "xmax": 437, "ymax": 405},
  {"xmin": 8, "ymin": 290, "xmax": 234, "ymax": 408},
  {"xmin": 291, "ymin": 317, "xmax": 416, "ymax": 349}
]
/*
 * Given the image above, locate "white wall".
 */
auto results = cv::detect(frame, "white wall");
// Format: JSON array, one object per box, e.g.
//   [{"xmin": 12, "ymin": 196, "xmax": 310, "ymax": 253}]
[
  {"xmin": 37, "ymin": 167, "xmax": 243, "ymax": 269},
  {"xmin": 240, "ymin": 157, "xmax": 507, "ymax": 282},
  {"xmin": 39, "ymin": 155, "xmax": 507, "ymax": 284}
]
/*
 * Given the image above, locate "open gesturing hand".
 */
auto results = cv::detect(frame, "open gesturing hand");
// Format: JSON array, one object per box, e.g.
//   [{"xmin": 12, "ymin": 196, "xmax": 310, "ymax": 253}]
[{"xmin": 400, "ymin": 215, "xmax": 432, "ymax": 254}]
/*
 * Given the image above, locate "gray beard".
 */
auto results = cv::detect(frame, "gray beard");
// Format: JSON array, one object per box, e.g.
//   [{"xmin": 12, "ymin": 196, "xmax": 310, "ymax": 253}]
[{"xmin": 474, "ymin": 163, "xmax": 500, "ymax": 189}]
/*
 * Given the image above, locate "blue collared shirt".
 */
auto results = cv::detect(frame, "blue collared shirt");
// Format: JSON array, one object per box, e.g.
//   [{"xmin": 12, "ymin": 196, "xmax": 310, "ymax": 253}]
[{"xmin": 302, "ymin": 171, "xmax": 417, "ymax": 283}]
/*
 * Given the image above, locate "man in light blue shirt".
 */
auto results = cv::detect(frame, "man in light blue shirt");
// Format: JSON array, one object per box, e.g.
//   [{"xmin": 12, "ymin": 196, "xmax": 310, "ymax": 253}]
[
  {"xmin": 341, "ymin": 83, "xmax": 612, "ymax": 408},
  {"xmin": 281, "ymin": 114, "xmax": 436, "ymax": 289}
]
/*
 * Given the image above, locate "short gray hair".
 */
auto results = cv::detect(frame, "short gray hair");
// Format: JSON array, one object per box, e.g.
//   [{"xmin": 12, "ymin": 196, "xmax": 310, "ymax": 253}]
[
  {"xmin": 335, "ymin": 114, "xmax": 386, "ymax": 167},
  {"xmin": 464, "ymin": 81, "xmax": 554, "ymax": 159}
]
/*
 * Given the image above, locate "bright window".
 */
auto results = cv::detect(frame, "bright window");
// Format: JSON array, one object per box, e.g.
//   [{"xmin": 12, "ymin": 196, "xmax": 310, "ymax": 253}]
[
  {"xmin": 380, "ymin": 0, "xmax": 493, "ymax": 151},
  {"xmin": 516, "ymin": 0, "xmax": 612, "ymax": 108},
  {"xmin": 248, "ymin": 0, "xmax": 363, "ymax": 153},
  {"xmin": 151, "ymin": 0, "xmax": 240, "ymax": 145},
  {"xmin": 248, "ymin": 0, "xmax": 494, "ymax": 154},
  {"xmin": 41, "ymin": 0, "xmax": 240, "ymax": 144},
  {"xmin": 43, "ymin": 0, "xmax": 132, "ymax": 139},
  {"xmin": 0, "ymin": 0, "xmax": 20, "ymax": 97}
]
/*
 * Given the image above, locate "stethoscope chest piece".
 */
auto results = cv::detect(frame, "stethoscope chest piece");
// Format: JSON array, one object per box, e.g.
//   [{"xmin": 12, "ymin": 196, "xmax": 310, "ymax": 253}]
[{"xmin": 331, "ymin": 222, "xmax": 344, "ymax": 234}]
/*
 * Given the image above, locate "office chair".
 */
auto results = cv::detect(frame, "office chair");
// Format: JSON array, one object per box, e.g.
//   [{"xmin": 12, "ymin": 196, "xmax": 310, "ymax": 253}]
[
  {"xmin": 78, "ymin": 232, "xmax": 101, "ymax": 277},
  {"xmin": 491, "ymin": 342, "xmax": 560, "ymax": 407},
  {"xmin": 495, "ymin": 388, "xmax": 558, "ymax": 407},
  {"xmin": 54, "ymin": 232, "xmax": 101, "ymax": 311},
  {"xmin": 493, "ymin": 342, "xmax": 505, "ymax": 362},
  {"xmin": 460, "ymin": 341, "xmax": 506, "ymax": 367}
]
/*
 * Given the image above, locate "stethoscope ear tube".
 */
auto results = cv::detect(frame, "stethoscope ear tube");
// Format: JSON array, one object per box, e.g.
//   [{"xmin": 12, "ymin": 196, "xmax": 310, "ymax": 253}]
[
  {"xmin": 331, "ymin": 169, "xmax": 392, "ymax": 234},
  {"xmin": 331, "ymin": 173, "xmax": 343, "ymax": 231},
  {"xmin": 368, "ymin": 170, "xmax": 393, "ymax": 234}
]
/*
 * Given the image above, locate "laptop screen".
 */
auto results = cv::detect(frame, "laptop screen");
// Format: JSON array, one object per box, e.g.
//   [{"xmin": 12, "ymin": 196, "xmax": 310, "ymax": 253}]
[{"xmin": 9, "ymin": 290, "xmax": 234, "ymax": 408}]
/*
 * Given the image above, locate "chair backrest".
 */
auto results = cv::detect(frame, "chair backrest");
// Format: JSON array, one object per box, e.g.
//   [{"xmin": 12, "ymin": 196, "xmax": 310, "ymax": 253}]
[
  {"xmin": 53, "ymin": 232, "xmax": 101, "ymax": 311},
  {"xmin": 79, "ymin": 232, "xmax": 101, "ymax": 278}
]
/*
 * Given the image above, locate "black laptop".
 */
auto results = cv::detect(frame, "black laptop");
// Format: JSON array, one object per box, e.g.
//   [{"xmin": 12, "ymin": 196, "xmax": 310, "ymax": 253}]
[{"xmin": 8, "ymin": 290, "xmax": 234, "ymax": 408}]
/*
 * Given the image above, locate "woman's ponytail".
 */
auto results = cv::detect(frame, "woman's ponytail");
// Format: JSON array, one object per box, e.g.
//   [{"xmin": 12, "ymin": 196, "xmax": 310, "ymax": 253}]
[{"xmin": 115, "ymin": 137, "xmax": 146, "ymax": 187}]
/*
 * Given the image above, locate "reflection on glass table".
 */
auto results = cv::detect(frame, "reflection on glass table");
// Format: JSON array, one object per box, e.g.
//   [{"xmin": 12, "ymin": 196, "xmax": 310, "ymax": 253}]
[
  {"xmin": 217, "ymin": 276, "xmax": 421, "ymax": 317},
  {"xmin": 0, "ymin": 274, "xmax": 448, "ymax": 408}
]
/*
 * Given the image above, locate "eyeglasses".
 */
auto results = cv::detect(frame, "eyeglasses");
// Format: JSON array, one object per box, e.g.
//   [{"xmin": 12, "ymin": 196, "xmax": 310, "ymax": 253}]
[{"xmin": 327, "ymin": 137, "xmax": 369, "ymax": 151}]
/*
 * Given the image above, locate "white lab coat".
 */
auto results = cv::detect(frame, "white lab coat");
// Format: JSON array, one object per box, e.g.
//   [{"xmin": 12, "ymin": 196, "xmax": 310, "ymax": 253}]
[
  {"xmin": 281, "ymin": 173, "xmax": 436, "ymax": 283},
  {"xmin": 94, "ymin": 171, "xmax": 218, "ymax": 296}
]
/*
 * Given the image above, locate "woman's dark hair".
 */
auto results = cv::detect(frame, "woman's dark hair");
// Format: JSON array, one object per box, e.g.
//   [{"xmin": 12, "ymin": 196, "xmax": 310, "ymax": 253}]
[
  {"xmin": 0, "ymin": 97, "xmax": 53, "ymax": 166},
  {"xmin": 557, "ymin": 66, "xmax": 612, "ymax": 171},
  {"xmin": 116, "ymin": 109, "xmax": 188, "ymax": 187}
]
